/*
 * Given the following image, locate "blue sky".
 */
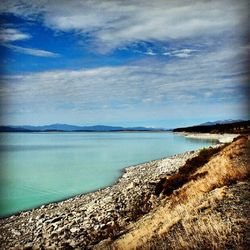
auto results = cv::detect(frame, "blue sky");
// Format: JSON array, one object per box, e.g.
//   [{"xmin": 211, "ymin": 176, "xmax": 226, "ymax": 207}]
[{"xmin": 0, "ymin": 0, "xmax": 249, "ymax": 128}]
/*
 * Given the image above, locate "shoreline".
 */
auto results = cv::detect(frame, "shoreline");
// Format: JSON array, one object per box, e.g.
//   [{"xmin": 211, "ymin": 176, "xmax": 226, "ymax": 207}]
[
  {"xmin": 174, "ymin": 132, "xmax": 239, "ymax": 143},
  {"xmin": 0, "ymin": 131, "xmax": 223, "ymax": 219},
  {"xmin": 0, "ymin": 133, "xmax": 239, "ymax": 249},
  {"xmin": 1, "ymin": 150, "xmax": 200, "ymax": 249}
]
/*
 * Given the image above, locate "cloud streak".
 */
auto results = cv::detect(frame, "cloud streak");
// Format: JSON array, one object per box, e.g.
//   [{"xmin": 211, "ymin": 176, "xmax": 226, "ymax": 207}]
[
  {"xmin": 0, "ymin": 28, "xmax": 30, "ymax": 42},
  {"xmin": 3, "ymin": 44, "xmax": 60, "ymax": 57},
  {"xmin": 163, "ymin": 49, "xmax": 197, "ymax": 58},
  {"xmin": 0, "ymin": 28, "xmax": 60, "ymax": 57}
]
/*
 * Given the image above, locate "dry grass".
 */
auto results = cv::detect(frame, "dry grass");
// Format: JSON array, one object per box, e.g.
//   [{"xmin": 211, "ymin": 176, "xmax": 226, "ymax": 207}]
[
  {"xmin": 155, "ymin": 145, "xmax": 223, "ymax": 197},
  {"xmin": 148, "ymin": 212, "xmax": 244, "ymax": 250},
  {"xmin": 94, "ymin": 136, "xmax": 249, "ymax": 250}
]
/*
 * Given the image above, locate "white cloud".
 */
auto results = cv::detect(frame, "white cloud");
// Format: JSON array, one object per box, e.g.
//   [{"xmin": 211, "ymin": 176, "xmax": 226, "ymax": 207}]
[
  {"xmin": 0, "ymin": 28, "xmax": 30, "ymax": 42},
  {"xmin": 144, "ymin": 48, "xmax": 156, "ymax": 56},
  {"xmin": 0, "ymin": 0, "xmax": 247, "ymax": 51},
  {"xmin": 1, "ymin": 44, "xmax": 246, "ymax": 113},
  {"xmin": 163, "ymin": 48, "xmax": 197, "ymax": 58},
  {"xmin": 4, "ymin": 44, "xmax": 60, "ymax": 57},
  {"xmin": 0, "ymin": 28, "xmax": 60, "ymax": 57}
]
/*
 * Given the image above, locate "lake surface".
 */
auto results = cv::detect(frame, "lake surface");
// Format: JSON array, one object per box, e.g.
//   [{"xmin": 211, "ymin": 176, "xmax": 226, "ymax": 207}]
[{"xmin": 0, "ymin": 132, "xmax": 217, "ymax": 217}]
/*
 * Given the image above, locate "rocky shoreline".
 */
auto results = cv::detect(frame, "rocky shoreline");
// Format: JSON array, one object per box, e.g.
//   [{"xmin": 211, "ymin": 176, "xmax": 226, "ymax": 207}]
[
  {"xmin": 0, "ymin": 151, "xmax": 203, "ymax": 249},
  {"xmin": 0, "ymin": 134, "xmax": 236, "ymax": 249}
]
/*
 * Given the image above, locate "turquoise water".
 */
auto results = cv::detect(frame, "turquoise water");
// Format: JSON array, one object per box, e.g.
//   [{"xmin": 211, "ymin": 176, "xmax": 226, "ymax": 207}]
[{"xmin": 0, "ymin": 132, "xmax": 216, "ymax": 217}]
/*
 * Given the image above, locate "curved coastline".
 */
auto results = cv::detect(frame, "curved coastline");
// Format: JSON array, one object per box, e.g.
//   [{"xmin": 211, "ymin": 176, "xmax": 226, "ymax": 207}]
[
  {"xmin": 0, "ymin": 133, "xmax": 238, "ymax": 249},
  {"xmin": 174, "ymin": 132, "xmax": 239, "ymax": 143}
]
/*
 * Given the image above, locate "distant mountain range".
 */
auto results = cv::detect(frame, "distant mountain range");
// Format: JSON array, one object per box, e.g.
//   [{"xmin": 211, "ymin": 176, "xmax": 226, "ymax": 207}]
[
  {"xmin": 0, "ymin": 124, "xmax": 166, "ymax": 132},
  {"xmin": 173, "ymin": 120, "xmax": 250, "ymax": 134},
  {"xmin": 0, "ymin": 120, "xmax": 247, "ymax": 133},
  {"xmin": 199, "ymin": 119, "xmax": 244, "ymax": 126}
]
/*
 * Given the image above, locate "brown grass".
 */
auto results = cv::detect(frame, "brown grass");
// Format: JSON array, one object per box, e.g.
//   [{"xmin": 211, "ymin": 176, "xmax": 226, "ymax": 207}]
[
  {"xmin": 147, "ymin": 211, "xmax": 244, "ymax": 250},
  {"xmin": 155, "ymin": 145, "xmax": 223, "ymax": 197},
  {"xmin": 94, "ymin": 136, "xmax": 249, "ymax": 250}
]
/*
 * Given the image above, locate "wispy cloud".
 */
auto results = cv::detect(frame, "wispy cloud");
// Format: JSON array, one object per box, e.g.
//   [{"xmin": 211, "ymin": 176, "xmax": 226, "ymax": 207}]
[
  {"xmin": 144, "ymin": 48, "xmax": 156, "ymax": 56},
  {"xmin": 0, "ymin": 28, "xmax": 30, "ymax": 42},
  {"xmin": 4, "ymin": 44, "xmax": 60, "ymax": 57},
  {"xmin": 0, "ymin": 27, "xmax": 60, "ymax": 57},
  {"xmin": 163, "ymin": 49, "xmax": 197, "ymax": 58}
]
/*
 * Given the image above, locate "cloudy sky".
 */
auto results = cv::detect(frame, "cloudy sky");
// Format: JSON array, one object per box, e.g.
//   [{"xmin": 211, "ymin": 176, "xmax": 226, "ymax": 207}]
[{"xmin": 0, "ymin": 0, "xmax": 249, "ymax": 128}]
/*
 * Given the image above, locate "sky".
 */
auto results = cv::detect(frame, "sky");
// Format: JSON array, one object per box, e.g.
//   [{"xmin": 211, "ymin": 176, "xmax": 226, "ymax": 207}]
[{"xmin": 0, "ymin": 0, "xmax": 249, "ymax": 128}]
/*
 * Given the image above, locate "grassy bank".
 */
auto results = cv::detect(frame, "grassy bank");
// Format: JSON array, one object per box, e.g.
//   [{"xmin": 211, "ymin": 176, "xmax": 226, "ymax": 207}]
[{"xmin": 95, "ymin": 136, "xmax": 249, "ymax": 249}]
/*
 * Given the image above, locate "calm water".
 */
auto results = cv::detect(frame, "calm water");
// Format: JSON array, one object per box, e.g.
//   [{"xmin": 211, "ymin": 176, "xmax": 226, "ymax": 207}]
[{"xmin": 0, "ymin": 132, "xmax": 217, "ymax": 217}]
